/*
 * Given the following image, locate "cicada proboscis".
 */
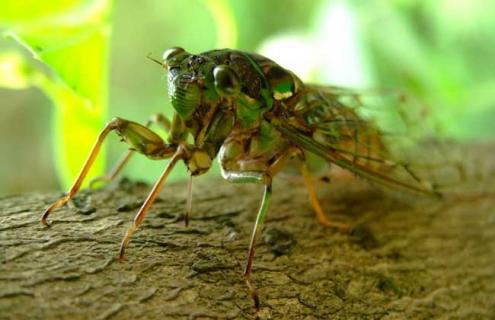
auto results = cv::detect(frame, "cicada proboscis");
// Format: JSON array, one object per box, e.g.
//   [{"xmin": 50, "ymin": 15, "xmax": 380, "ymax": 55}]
[{"xmin": 41, "ymin": 47, "xmax": 463, "ymax": 309}]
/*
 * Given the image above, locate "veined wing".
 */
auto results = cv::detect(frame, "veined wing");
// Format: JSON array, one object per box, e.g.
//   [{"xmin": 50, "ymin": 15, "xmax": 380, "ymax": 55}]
[{"xmin": 270, "ymin": 85, "xmax": 464, "ymax": 196}]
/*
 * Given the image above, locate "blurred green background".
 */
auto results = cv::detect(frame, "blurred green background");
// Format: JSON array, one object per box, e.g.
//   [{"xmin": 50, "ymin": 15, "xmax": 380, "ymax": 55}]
[{"xmin": 0, "ymin": 0, "xmax": 494, "ymax": 195}]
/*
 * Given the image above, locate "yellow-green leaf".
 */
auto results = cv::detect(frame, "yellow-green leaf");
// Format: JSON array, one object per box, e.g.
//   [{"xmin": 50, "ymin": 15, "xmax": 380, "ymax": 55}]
[{"xmin": 1, "ymin": 0, "xmax": 111, "ymax": 188}]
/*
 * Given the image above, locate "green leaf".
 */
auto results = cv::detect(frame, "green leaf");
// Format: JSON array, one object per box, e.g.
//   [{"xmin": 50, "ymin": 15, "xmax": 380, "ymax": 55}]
[
  {"xmin": 1, "ymin": 0, "xmax": 111, "ymax": 188},
  {"xmin": 0, "ymin": 51, "xmax": 36, "ymax": 89},
  {"xmin": 0, "ymin": 0, "xmax": 84, "ymax": 23},
  {"xmin": 202, "ymin": 0, "xmax": 238, "ymax": 48}
]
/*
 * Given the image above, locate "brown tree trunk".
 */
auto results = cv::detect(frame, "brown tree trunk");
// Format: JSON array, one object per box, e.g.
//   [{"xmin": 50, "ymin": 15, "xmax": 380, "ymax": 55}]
[{"xmin": 1, "ymin": 164, "xmax": 494, "ymax": 319}]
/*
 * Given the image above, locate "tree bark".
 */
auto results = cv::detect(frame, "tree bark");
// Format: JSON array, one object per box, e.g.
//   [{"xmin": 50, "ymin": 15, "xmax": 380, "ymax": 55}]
[{"xmin": 1, "ymin": 162, "xmax": 494, "ymax": 319}]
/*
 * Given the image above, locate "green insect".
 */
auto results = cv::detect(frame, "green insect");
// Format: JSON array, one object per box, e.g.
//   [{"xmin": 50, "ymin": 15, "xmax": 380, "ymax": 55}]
[{"xmin": 41, "ymin": 47, "xmax": 450, "ymax": 309}]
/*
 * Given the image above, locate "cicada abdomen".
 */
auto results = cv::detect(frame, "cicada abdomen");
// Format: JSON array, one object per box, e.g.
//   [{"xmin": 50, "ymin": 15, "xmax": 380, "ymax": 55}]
[
  {"xmin": 274, "ymin": 82, "xmax": 468, "ymax": 197},
  {"xmin": 288, "ymin": 87, "xmax": 388, "ymax": 173}
]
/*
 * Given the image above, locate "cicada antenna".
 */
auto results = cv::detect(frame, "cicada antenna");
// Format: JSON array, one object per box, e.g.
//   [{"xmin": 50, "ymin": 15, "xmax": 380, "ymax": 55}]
[{"xmin": 146, "ymin": 53, "xmax": 163, "ymax": 66}]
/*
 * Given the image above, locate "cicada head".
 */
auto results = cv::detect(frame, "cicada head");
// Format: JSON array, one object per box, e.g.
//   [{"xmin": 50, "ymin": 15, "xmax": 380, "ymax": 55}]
[
  {"xmin": 162, "ymin": 47, "xmax": 245, "ymax": 119},
  {"xmin": 162, "ymin": 47, "xmax": 201, "ymax": 120}
]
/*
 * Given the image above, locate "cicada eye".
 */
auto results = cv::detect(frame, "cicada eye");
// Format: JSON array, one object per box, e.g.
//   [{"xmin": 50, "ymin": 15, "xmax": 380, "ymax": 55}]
[
  {"xmin": 163, "ymin": 47, "xmax": 186, "ymax": 67},
  {"xmin": 213, "ymin": 65, "xmax": 240, "ymax": 96}
]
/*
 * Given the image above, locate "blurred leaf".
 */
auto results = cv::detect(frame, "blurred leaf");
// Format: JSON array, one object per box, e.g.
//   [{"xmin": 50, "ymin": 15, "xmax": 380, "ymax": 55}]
[
  {"xmin": 1, "ymin": 0, "xmax": 111, "ymax": 188},
  {"xmin": 0, "ymin": 51, "xmax": 35, "ymax": 89},
  {"xmin": 0, "ymin": 0, "xmax": 83, "ymax": 22},
  {"xmin": 356, "ymin": 1, "xmax": 495, "ymax": 139},
  {"xmin": 202, "ymin": 0, "xmax": 238, "ymax": 48}
]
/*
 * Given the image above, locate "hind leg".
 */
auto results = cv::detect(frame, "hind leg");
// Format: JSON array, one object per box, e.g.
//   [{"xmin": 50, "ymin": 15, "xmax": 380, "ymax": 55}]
[{"xmin": 300, "ymin": 161, "xmax": 349, "ymax": 231}]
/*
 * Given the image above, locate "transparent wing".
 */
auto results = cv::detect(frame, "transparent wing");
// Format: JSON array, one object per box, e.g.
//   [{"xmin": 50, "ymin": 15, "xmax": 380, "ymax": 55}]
[{"xmin": 271, "ymin": 85, "xmax": 465, "ymax": 196}]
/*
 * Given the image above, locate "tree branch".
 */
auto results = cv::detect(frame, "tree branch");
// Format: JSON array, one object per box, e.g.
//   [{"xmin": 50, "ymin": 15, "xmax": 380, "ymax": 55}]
[{"xmin": 1, "ymin": 164, "xmax": 494, "ymax": 318}]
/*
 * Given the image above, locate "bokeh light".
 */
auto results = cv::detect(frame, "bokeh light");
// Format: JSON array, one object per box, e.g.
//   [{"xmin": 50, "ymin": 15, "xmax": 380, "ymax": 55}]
[{"xmin": 1, "ymin": 0, "xmax": 494, "ymax": 195}]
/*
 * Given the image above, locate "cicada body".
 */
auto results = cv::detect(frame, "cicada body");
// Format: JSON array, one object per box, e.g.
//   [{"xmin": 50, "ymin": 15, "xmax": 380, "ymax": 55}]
[{"xmin": 41, "ymin": 47, "xmax": 457, "ymax": 310}]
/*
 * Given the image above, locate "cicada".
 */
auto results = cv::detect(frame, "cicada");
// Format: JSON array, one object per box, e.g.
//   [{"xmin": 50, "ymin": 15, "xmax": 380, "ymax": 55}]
[{"xmin": 41, "ymin": 47, "xmax": 455, "ymax": 309}]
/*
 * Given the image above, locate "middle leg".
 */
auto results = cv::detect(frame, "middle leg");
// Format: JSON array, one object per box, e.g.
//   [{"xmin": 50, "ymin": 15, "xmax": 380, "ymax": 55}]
[
  {"xmin": 119, "ymin": 147, "xmax": 184, "ymax": 260},
  {"xmin": 221, "ymin": 146, "xmax": 293, "ymax": 310}
]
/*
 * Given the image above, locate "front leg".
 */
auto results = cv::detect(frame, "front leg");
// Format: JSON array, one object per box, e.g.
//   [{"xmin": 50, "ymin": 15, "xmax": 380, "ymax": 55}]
[
  {"xmin": 90, "ymin": 113, "xmax": 172, "ymax": 188},
  {"xmin": 41, "ymin": 117, "xmax": 177, "ymax": 226}
]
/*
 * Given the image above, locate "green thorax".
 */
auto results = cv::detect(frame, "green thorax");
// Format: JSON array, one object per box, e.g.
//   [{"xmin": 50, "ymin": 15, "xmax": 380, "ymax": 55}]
[{"xmin": 206, "ymin": 49, "xmax": 301, "ymax": 128}]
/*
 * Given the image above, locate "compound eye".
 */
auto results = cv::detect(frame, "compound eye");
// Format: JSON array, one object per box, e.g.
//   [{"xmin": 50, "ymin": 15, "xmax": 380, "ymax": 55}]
[
  {"xmin": 163, "ymin": 47, "xmax": 186, "ymax": 66},
  {"xmin": 213, "ymin": 65, "xmax": 240, "ymax": 96}
]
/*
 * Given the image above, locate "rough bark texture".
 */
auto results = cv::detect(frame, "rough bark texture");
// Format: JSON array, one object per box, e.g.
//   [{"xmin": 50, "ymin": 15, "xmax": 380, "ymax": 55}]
[{"xmin": 1, "ymin": 166, "xmax": 494, "ymax": 319}]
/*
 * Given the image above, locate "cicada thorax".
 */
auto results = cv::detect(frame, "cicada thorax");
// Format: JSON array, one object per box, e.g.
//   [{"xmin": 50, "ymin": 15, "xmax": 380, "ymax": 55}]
[
  {"xmin": 210, "ymin": 50, "xmax": 266, "ymax": 101},
  {"xmin": 204, "ymin": 50, "xmax": 302, "ymax": 125},
  {"xmin": 207, "ymin": 51, "xmax": 308, "ymax": 174}
]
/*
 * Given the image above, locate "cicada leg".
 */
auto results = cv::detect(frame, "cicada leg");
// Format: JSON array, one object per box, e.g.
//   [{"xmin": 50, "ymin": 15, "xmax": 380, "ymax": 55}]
[
  {"xmin": 244, "ymin": 177, "xmax": 272, "ymax": 310},
  {"xmin": 119, "ymin": 141, "xmax": 221, "ymax": 257},
  {"xmin": 184, "ymin": 175, "xmax": 193, "ymax": 227},
  {"xmin": 41, "ymin": 117, "xmax": 176, "ymax": 226},
  {"xmin": 118, "ymin": 148, "xmax": 184, "ymax": 260},
  {"xmin": 220, "ymin": 147, "xmax": 294, "ymax": 310},
  {"xmin": 221, "ymin": 170, "xmax": 273, "ymax": 310},
  {"xmin": 301, "ymin": 161, "xmax": 349, "ymax": 231},
  {"xmin": 89, "ymin": 113, "xmax": 172, "ymax": 188}
]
